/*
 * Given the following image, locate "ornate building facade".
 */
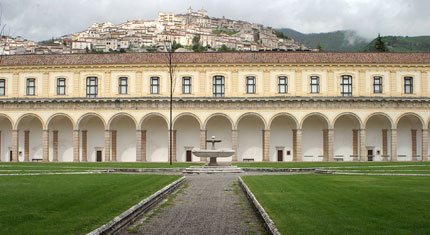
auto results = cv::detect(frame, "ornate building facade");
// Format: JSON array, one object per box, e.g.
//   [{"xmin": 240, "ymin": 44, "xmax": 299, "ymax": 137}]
[{"xmin": 0, "ymin": 52, "xmax": 429, "ymax": 163}]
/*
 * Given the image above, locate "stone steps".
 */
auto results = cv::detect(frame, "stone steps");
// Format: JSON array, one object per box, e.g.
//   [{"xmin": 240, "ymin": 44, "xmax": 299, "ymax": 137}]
[{"xmin": 183, "ymin": 165, "xmax": 244, "ymax": 174}]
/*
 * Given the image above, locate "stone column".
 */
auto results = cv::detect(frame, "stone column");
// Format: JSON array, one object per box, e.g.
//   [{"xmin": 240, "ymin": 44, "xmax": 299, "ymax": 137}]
[
  {"xmin": 111, "ymin": 130, "xmax": 117, "ymax": 162},
  {"xmin": 293, "ymin": 129, "xmax": 302, "ymax": 162},
  {"xmin": 232, "ymin": 129, "xmax": 238, "ymax": 162},
  {"xmin": 24, "ymin": 130, "xmax": 30, "ymax": 162},
  {"xmin": 422, "ymin": 129, "xmax": 429, "ymax": 161},
  {"xmin": 42, "ymin": 129, "xmax": 49, "ymax": 162},
  {"xmin": 352, "ymin": 129, "xmax": 358, "ymax": 156},
  {"xmin": 141, "ymin": 130, "xmax": 147, "ymax": 162},
  {"xmin": 73, "ymin": 130, "xmax": 80, "ymax": 162},
  {"xmin": 136, "ymin": 130, "xmax": 142, "ymax": 162},
  {"xmin": 12, "ymin": 130, "xmax": 19, "ymax": 162},
  {"xmin": 328, "ymin": 128, "xmax": 334, "ymax": 162},
  {"xmin": 322, "ymin": 129, "xmax": 328, "ymax": 160},
  {"xmin": 53, "ymin": 130, "xmax": 58, "ymax": 162},
  {"xmin": 382, "ymin": 129, "xmax": 388, "ymax": 155},
  {"xmin": 200, "ymin": 130, "xmax": 207, "ymax": 150},
  {"xmin": 104, "ymin": 130, "xmax": 111, "ymax": 162},
  {"xmin": 411, "ymin": 129, "xmax": 417, "ymax": 156},
  {"xmin": 391, "ymin": 129, "xmax": 397, "ymax": 161},
  {"xmin": 172, "ymin": 130, "xmax": 177, "ymax": 162},
  {"xmin": 82, "ymin": 130, "xmax": 87, "ymax": 162},
  {"xmin": 359, "ymin": 129, "xmax": 367, "ymax": 162},
  {"xmin": 263, "ymin": 129, "xmax": 270, "ymax": 162}
]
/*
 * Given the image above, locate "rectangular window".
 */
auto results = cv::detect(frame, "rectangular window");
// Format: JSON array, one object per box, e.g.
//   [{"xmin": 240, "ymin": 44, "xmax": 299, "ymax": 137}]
[
  {"xmin": 26, "ymin": 78, "xmax": 35, "ymax": 96},
  {"xmin": 310, "ymin": 76, "xmax": 320, "ymax": 93},
  {"xmin": 373, "ymin": 76, "xmax": 382, "ymax": 94},
  {"xmin": 278, "ymin": 76, "xmax": 287, "ymax": 93},
  {"xmin": 57, "ymin": 78, "xmax": 66, "ymax": 95},
  {"xmin": 246, "ymin": 76, "xmax": 256, "ymax": 94},
  {"xmin": 86, "ymin": 77, "xmax": 98, "ymax": 98},
  {"xmin": 0, "ymin": 79, "xmax": 5, "ymax": 96},
  {"xmin": 340, "ymin": 75, "xmax": 352, "ymax": 96},
  {"xmin": 213, "ymin": 75, "xmax": 225, "ymax": 97},
  {"xmin": 182, "ymin": 77, "xmax": 192, "ymax": 94},
  {"xmin": 150, "ymin": 77, "xmax": 160, "ymax": 94},
  {"xmin": 118, "ymin": 77, "xmax": 128, "ymax": 94},
  {"xmin": 404, "ymin": 76, "xmax": 413, "ymax": 94}
]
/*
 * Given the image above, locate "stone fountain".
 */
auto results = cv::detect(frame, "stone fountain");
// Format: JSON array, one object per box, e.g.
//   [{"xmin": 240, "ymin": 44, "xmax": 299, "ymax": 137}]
[{"xmin": 192, "ymin": 136, "xmax": 235, "ymax": 166}]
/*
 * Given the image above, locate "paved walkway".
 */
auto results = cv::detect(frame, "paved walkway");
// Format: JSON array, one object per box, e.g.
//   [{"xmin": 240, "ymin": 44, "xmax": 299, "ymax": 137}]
[{"xmin": 120, "ymin": 174, "xmax": 264, "ymax": 235}]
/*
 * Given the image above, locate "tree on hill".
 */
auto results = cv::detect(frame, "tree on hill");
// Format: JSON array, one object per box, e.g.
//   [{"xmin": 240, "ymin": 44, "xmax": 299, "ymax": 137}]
[
  {"xmin": 191, "ymin": 35, "xmax": 205, "ymax": 52},
  {"xmin": 374, "ymin": 34, "xmax": 388, "ymax": 52},
  {"xmin": 316, "ymin": 43, "xmax": 324, "ymax": 52},
  {"xmin": 217, "ymin": 44, "xmax": 236, "ymax": 52}
]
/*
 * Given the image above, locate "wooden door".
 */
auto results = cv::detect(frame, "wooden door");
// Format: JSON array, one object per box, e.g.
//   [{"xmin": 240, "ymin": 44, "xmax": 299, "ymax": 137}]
[
  {"xmin": 96, "ymin": 151, "xmax": 102, "ymax": 162},
  {"xmin": 9, "ymin": 151, "xmax": 12, "ymax": 162},
  {"xmin": 367, "ymin": 149, "xmax": 373, "ymax": 161},
  {"xmin": 277, "ymin": 150, "xmax": 283, "ymax": 162},
  {"xmin": 186, "ymin": 150, "xmax": 192, "ymax": 162}
]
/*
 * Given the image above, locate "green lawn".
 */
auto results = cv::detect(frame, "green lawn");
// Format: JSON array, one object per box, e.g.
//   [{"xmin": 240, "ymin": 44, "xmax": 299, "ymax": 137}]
[
  {"xmin": 234, "ymin": 161, "xmax": 430, "ymax": 168},
  {"xmin": 0, "ymin": 174, "xmax": 181, "ymax": 234},
  {"xmin": 243, "ymin": 175, "xmax": 430, "ymax": 234}
]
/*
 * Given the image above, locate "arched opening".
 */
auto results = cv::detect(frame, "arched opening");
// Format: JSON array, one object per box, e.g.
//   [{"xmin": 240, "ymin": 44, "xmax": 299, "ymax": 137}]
[
  {"xmin": 397, "ymin": 114, "xmax": 423, "ymax": 161},
  {"xmin": 78, "ymin": 115, "xmax": 105, "ymax": 162},
  {"xmin": 17, "ymin": 115, "xmax": 43, "ymax": 162},
  {"xmin": 333, "ymin": 114, "xmax": 360, "ymax": 161},
  {"xmin": 365, "ymin": 114, "xmax": 392, "ymax": 161},
  {"xmin": 205, "ymin": 115, "xmax": 233, "ymax": 162},
  {"xmin": 173, "ymin": 115, "xmax": 200, "ymax": 162},
  {"xmin": 269, "ymin": 115, "xmax": 297, "ymax": 162},
  {"xmin": 47, "ymin": 115, "xmax": 74, "ymax": 162},
  {"xmin": 237, "ymin": 115, "xmax": 265, "ymax": 162},
  {"xmin": 0, "ymin": 116, "xmax": 12, "ymax": 162},
  {"xmin": 141, "ymin": 115, "xmax": 168, "ymax": 162},
  {"xmin": 302, "ymin": 114, "xmax": 329, "ymax": 161},
  {"xmin": 110, "ymin": 115, "xmax": 136, "ymax": 162}
]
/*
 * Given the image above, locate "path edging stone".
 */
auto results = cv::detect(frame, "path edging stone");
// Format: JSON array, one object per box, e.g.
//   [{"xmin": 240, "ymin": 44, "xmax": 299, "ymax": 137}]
[
  {"xmin": 87, "ymin": 176, "xmax": 186, "ymax": 235},
  {"xmin": 109, "ymin": 168, "xmax": 185, "ymax": 173},
  {"xmin": 238, "ymin": 177, "xmax": 281, "ymax": 235},
  {"xmin": 241, "ymin": 167, "xmax": 315, "ymax": 172}
]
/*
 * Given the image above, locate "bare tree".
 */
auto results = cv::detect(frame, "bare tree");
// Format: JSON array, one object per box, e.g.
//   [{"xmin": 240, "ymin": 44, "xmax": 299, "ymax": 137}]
[
  {"xmin": 0, "ymin": 4, "xmax": 7, "ymax": 62},
  {"xmin": 165, "ymin": 42, "xmax": 178, "ymax": 165}
]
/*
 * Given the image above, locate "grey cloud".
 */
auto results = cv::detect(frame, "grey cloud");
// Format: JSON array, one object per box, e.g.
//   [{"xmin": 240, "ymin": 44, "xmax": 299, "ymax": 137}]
[{"xmin": 1, "ymin": 0, "xmax": 429, "ymax": 41}]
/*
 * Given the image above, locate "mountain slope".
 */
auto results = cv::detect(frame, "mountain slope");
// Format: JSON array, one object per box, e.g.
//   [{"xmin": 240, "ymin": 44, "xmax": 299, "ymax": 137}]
[
  {"xmin": 275, "ymin": 28, "xmax": 370, "ymax": 52},
  {"xmin": 364, "ymin": 36, "xmax": 430, "ymax": 52}
]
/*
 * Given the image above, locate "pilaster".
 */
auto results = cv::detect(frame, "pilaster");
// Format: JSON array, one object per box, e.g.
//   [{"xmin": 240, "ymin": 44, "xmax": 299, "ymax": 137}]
[
  {"xmin": 141, "ymin": 130, "xmax": 146, "ymax": 162},
  {"xmin": 421, "ymin": 71, "xmax": 428, "ymax": 97},
  {"xmin": 327, "ymin": 70, "xmax": 334, "ymax": 96},
  {"xmin": 327, "ymin": 128, "xmax": 334, "ymax": 162},
  {"xmin": 42, "ymin": 129, "xmax": 49, "ymax": 162},
  {"xmin": 294, "ymin": 69, "xmax": 302, "ymax": 96},
  {"xmin": 136, "ymin": 130, "xmax": 142, "ymax": 162},
  {"xmin": 411, "ymin": 129, "xmax": 417, "ymax": 156},
  {"xmin": 232, "ymin": 129, "xmax": 238, "ymax": 161},
  {"xmin": 359, "ymin": 129, "xmax": 367, "ymax": 162},
  {"xmin": 104, "ymin": 71, "xmax": 112, "ymax": 97},
  {"xmin": 391, "ymin": 129, "xmax": 397, "ymax": 161},
  {"xmin": 358, "ymin": 70, "xmax": 365, "ymax": 96},
  {"xmin": 53, "ymin": 130, "xmax": 58, "ymax": 162},
  {"xmin": 42, "ymin": 72, "xmax": 49, "ymax": 98},
  {"xmin": 82, "ymin": 130, "xmax": 87, "ymax": 162},
  {"xmin": 352, "ymin": 129, "xmax": 358, "ymax": 155},
  {"xmin": 0, "ymin": 131, "xmax": 2, "ymax": 162},
  {"xmin": 111, "ymin": 130, "xmax": 117, "ymax": 162},
  {"xmin": 263, "ymin": 69, "xmax": 270, "ymax": 96},
  {"xmin": 73, "ymin": 130, "xmax": 80, "ymax": 162},
  {"xmin": 262, "ymin": 129, "xmax": 270, "ymax": 162},
  {"xmin": 12, "ymin": 73, "xmax": 19, "ymax": 98},
  {"xmin": 293, "ymin": 129, "xmax": 302, "ymax": 162},
  {"xmin": 135, "ymin": 71, "xmax": 142, "ymax": 95},
  {"xmin": 73, "ymin": 72, "xmax": 80, "ymax": 97},
  {"xmin": 12, "ymin": 130, "xmax": 19, "ymax": 162},
  {"xmin": 198, "ymin": 70, "xmax": 206, "ymax": 97},
  {"xmin": 422, "ymin": 129, "xmax": 429, "ymax": 161},
  {"xmin": 24, "ymin": 130, "xmax": 30, "ymax": 162},
  {"xmin": 172, "ymin": 130, "xmax": 177, "ymax": 162},
  {"xmin": 231, "ymin": 70, "xmax": 239, "ymax": 96},
  {"xmin": 382, "ymin": 129, "xmax": 388, "ymax": 155},
  {"xmin": 104, "ymin": 130, "xmax": 111, "ymax": 162}
]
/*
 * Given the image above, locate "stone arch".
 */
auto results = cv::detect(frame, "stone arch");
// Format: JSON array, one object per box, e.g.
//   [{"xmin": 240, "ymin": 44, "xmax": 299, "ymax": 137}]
[
  {"xmin": 364, "ymin": 112, "xmax": 394, "ymax": 129},
  {"xmin": 107, "ymin": 112, "xmax": 137, "ymax": 130},
  {"xmin": 333, "ymin": 112, "xmax": 363, "ymax": 129},
  {"xmin": 235, "ymin": 112, "xmax": 268, "ymax": 130},
  {"xmin": 299, "ymin": 112, "xmax": 330, "ymax": 129},
  {"xmin": 268, "ymin": 112, "xmax": 299, "ymax": 129},
  {"xmin": 172, "ymin": 112, "xmax": 203, "ymax": 130},
  {"xmin": 394, "ymin": 112, "xmax": 425, "ymax": 129},
  {"xmin": 15, "ymin": 113, "xmax": 45, "ymax": 130},
  {"xmin": 139, "ymin": 112, "xmax": 169, "ymax": 130},
  {"xmin": 203, "ymin": 113, "xmax": 234, "ymax": 130},
  {"xmin": 76, "ymin": 112, "xmax": 107, "ymax": 130},
  {"xmin": 0, "ymin": 113, "xmax": 14, "ymax": 129},
  {"xmin": 46, "ymin": 113, "xmax": 76, "ymax": 130}
]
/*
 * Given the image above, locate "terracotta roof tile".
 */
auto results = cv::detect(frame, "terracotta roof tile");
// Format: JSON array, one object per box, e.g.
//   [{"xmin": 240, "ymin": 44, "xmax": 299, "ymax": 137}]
[{"xmin": 1, "ymin": 52, "xmax": 430, "ymax": 66}]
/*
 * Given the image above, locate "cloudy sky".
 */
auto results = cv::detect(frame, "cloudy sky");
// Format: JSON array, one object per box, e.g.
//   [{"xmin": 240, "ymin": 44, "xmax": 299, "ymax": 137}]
[{"xmin": 1, "ymin": 0, "xmax": 429, "ymax": 42}]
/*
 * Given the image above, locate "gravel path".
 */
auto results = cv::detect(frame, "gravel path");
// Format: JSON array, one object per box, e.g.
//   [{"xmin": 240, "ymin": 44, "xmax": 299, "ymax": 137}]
[{"xmin": 120, "ymin": 174, "xmax": 264, "ymax": 235}]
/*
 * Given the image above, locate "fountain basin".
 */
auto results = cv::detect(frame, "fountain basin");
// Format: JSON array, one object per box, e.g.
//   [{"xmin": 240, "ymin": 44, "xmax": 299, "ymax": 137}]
[{"xmin": 192, "ymin": 149, "xmax": 235, "ymax": 166}]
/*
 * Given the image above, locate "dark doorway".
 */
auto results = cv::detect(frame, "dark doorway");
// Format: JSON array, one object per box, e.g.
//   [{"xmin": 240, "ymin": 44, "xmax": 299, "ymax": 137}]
[
  {"xmin": 96, "ymin": 151, "xmax": 102, "ymax": 162},
  {"xmin": 9, "ymin": 151, "xmax": 12, "ymax": 162},
  {"xmin": 277, "ymin": 150, "xmax": 283, "ymax": 162},
  {"xmin": 186, "ymin": 150, "xmax": 192, "ymax": 162},
  {"xmin": 367, "ymin": 149, "xmax": 373, "ymax": 161}
]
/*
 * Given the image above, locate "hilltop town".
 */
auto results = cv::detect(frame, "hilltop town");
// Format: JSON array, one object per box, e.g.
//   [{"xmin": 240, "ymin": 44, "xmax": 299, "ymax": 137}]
[{"xmin": 0, "ymin": 7, "xmax": 309, "ymax": 55}]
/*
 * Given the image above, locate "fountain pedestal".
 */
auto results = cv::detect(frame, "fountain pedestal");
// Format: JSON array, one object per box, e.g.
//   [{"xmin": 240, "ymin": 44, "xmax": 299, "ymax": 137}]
[{"xmin": 191, "ymin": 136, "xmax": 235, "ymax": 166}]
